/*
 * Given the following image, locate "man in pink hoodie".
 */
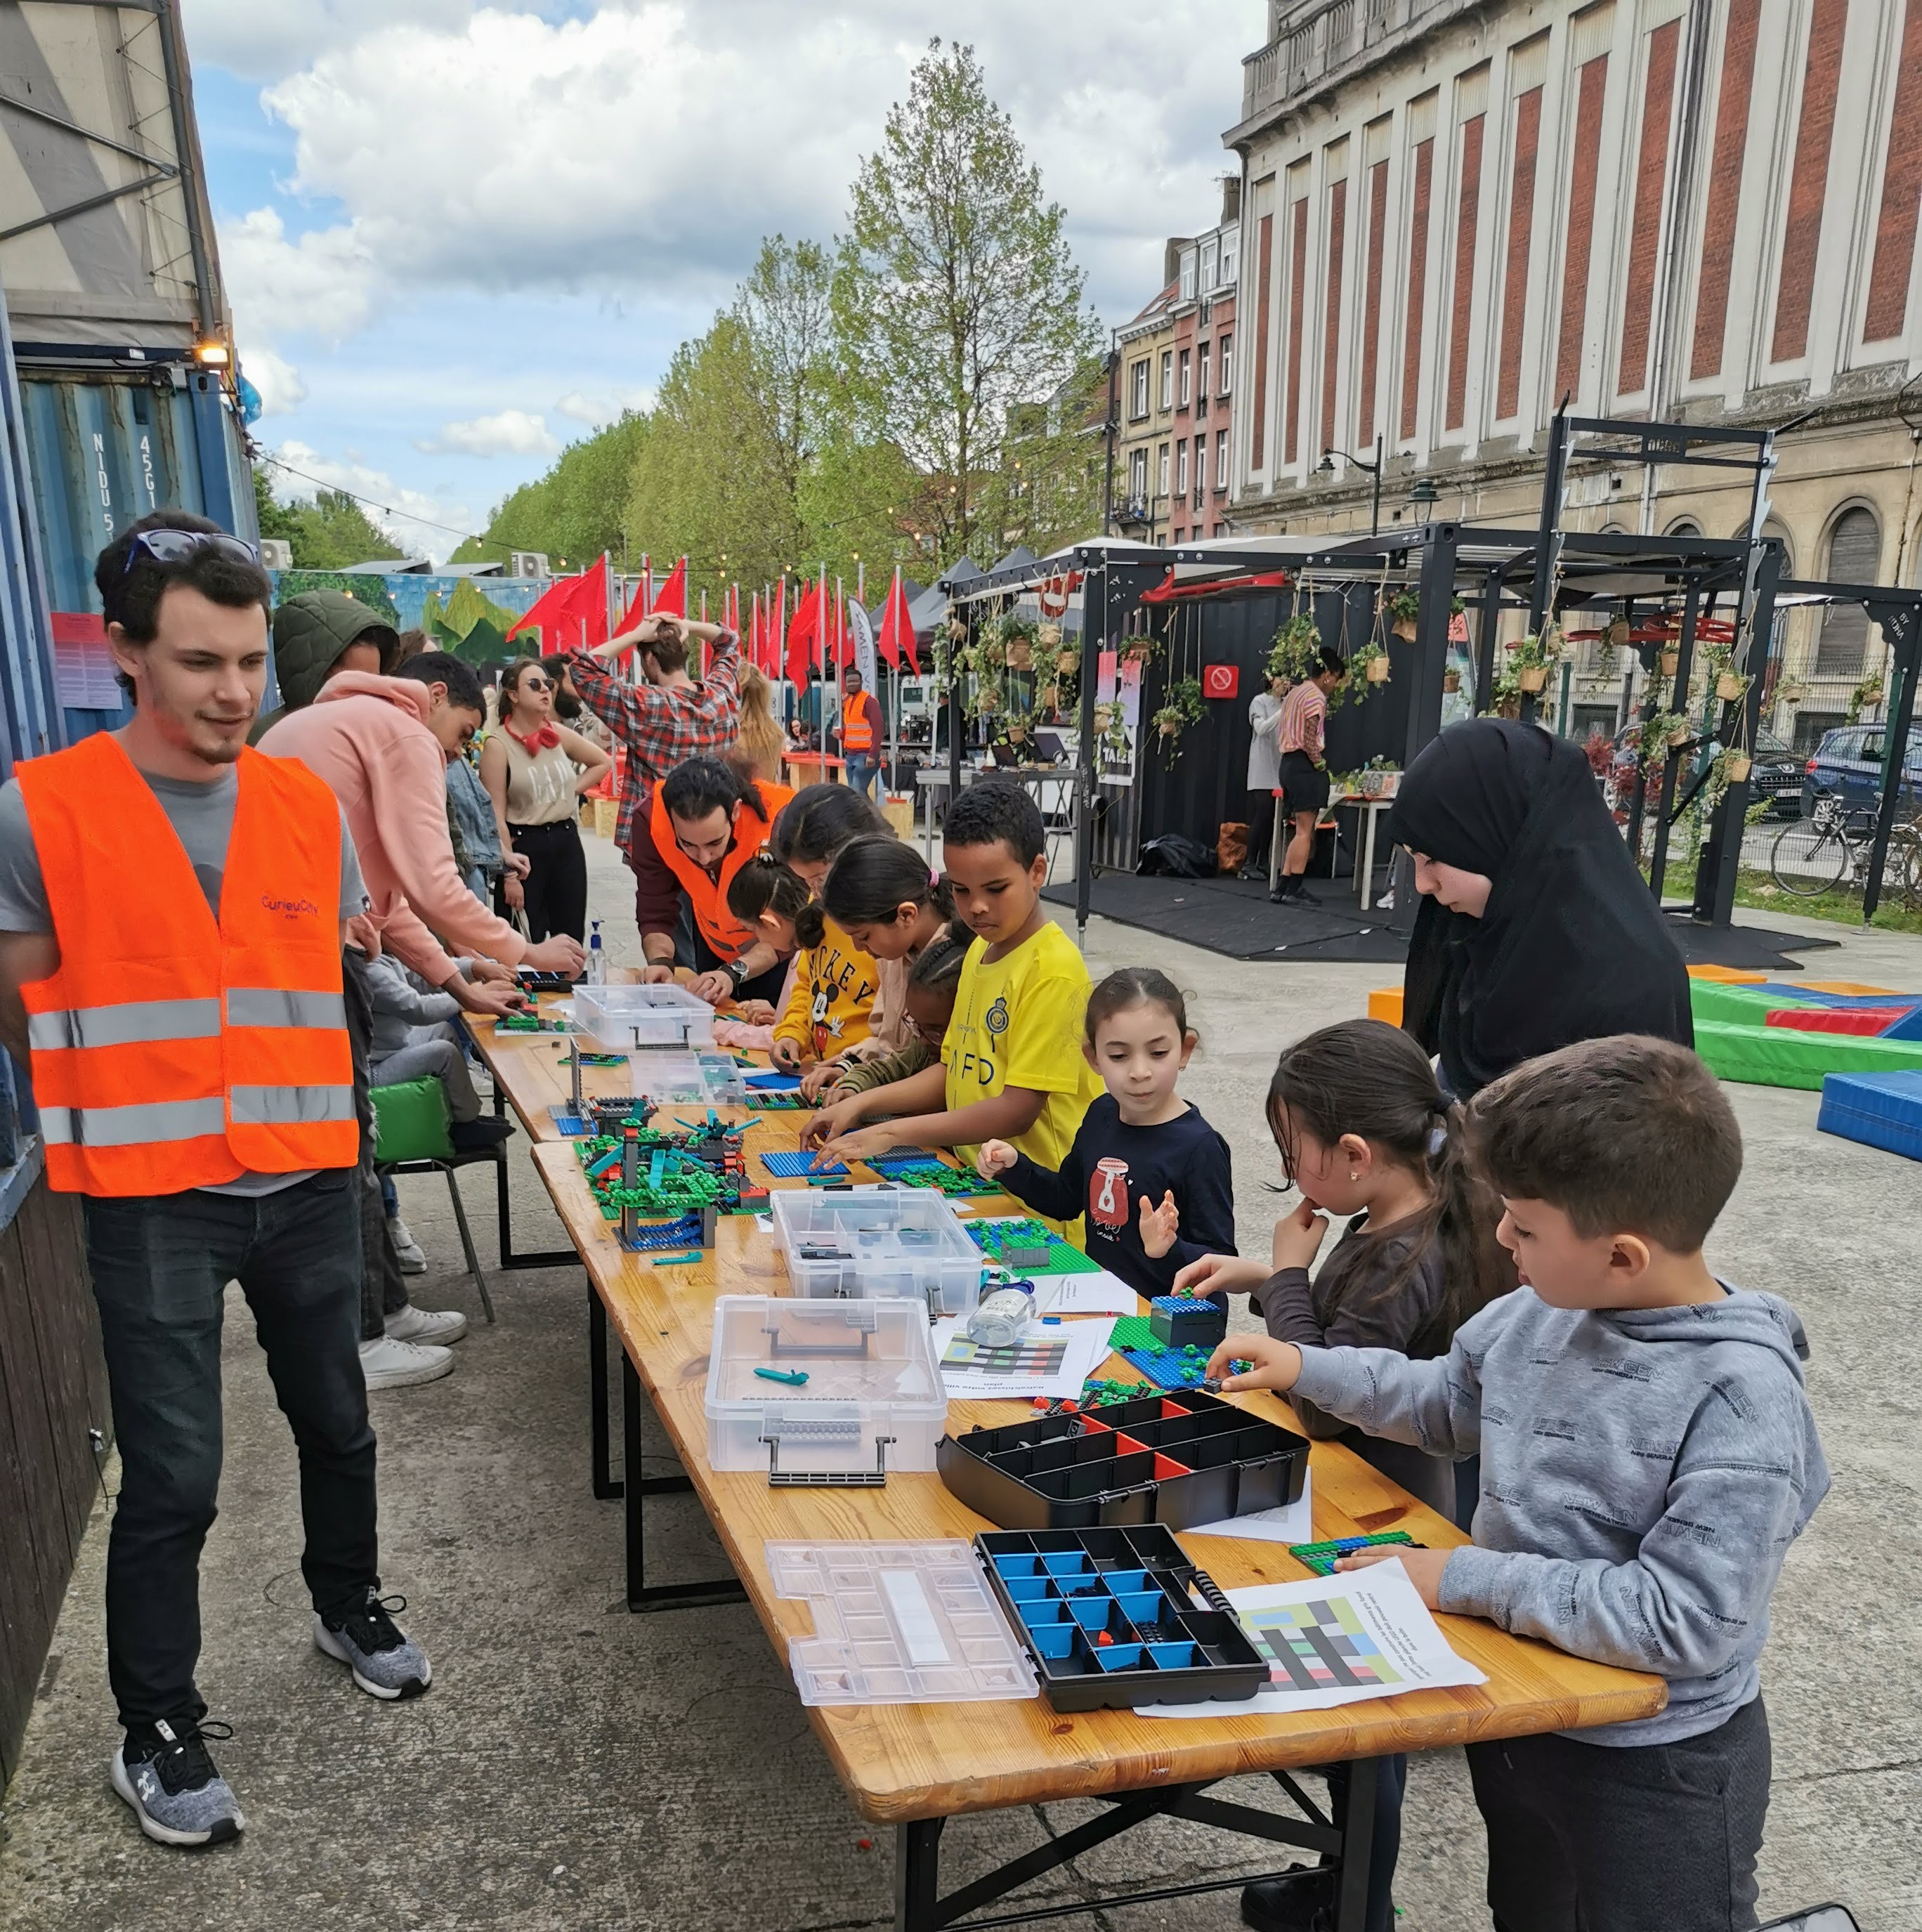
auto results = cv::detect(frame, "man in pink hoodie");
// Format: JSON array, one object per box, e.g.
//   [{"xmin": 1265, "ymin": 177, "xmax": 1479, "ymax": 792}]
[{"xmin": 262, "ymin": 651, "xmax": 584, "ymax": 1385}]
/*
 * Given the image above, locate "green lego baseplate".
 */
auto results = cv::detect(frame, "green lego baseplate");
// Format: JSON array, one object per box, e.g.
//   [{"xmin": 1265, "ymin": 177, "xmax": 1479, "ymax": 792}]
[{"xmin": 967, "ymin": 1218, "xmax": 1103, "ymax": 1276}]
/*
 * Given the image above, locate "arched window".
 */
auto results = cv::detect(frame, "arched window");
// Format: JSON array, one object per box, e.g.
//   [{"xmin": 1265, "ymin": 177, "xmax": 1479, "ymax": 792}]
[
  {"xmin": 1816, "ymin": 508, "xmax": 1881, "ymax": 677},
  {"xmin": 1665, "ymin": 516, "xmax": 1701, "ymax": 537}
]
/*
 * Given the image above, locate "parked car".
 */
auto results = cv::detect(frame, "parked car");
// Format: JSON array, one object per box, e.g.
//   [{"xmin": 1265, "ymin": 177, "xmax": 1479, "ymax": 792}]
[
  {"xmin": 1798, "ymin": 724, "xmax": 1922, "ymax": 818},
  {"xmin": 1598, "ymin": 723, "xmax": 1803, "ymax": 818}
]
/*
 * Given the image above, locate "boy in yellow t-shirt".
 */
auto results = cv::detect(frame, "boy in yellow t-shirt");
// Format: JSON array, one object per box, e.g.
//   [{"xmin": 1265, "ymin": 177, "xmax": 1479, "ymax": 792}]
[{"xmin": 806, "ymin": 782, "xmax": 1101, "ymax": 1232}]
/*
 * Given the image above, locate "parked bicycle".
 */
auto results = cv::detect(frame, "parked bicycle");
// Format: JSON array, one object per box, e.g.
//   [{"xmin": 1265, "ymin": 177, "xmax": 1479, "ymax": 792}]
[{"xmin": 1768, "ymin": 790, "xmax": 1922, "ymax": 906}]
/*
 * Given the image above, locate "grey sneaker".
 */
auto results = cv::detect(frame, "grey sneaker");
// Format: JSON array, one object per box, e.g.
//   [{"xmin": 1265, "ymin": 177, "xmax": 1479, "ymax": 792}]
[
  {"xmin": 314, "ymin": 1590, "xmax": 432, "ymax": 1700},
  {"xmin": 111, "ymin": 1718, "xmax": 244, "ymax": 1847}
]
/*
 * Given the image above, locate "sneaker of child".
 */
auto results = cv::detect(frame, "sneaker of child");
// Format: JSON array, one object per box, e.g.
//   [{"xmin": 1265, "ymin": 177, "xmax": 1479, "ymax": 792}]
[
  {"xmin": 805, "ymin": 782, "xmax": 1101, "ymax": 1232},
  {"xmin": 1210, "ymin": 1035, "xmax": 1828, "ymax": 1932},
  {"xmin": 976, "ymin": 967, "xmax": 1236, "ymax": 1299}
]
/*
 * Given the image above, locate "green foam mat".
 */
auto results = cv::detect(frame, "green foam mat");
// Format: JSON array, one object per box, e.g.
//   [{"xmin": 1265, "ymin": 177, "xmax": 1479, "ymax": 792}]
[
  {"xmin": 1689, "ymin": 980, "xmax": 1805, "ymax": 1026},
  {"xmin": 1694, "ymin": 1019, "xmax": 1922, "ymax": 1091}
]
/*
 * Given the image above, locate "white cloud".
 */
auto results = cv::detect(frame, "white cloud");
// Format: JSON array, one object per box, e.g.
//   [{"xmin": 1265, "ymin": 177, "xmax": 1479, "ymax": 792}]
[
  {"xmin": 556, "ymin": 387, "xmax": 654, "ymax": 427},
  {"xmin": 416, "ymin": 408, "xmax": 560, "ymax": 457},
  {"xmin": 212, "ymin": 4, "xmax": 1250, "ymax": 337},
  {"xmin": 241, "ymin": 344, "xmax": 308, "ymax": 415},
  {"xmin": 220, "ymin": 205, "xmax": 378, "ymax": 344},
  {"xmin": 261, "ymin": 438, "xmax": 477, "ymax": 566}
]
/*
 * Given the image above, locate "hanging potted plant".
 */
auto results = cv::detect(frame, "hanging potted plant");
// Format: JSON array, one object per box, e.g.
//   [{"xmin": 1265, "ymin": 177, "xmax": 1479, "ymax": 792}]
[
  {"xmin": 1385, "ymin": 589, "xmax": 1420, "ymax": 642},
  {"xmin": 1719, "ymin": 744, "xmax": 1753, "ymax": 785},
  {"xmin": 1665, "ymin": 714, "xmax": 1692, "ymax": 748},
  {"xmin": 1352, "ymin": 637, "xmax": 1392, "ymax": 687},
  {"xmin": 1122, "ymin": 629, "xmax": 1160, "ymax": 667},
  {"xmin": 1847, "ymin": 671, "xmax": 1885, "ymax": 723},
  {"xmin": 1636, "ymin": 712, "xmax": 1675, "ymax": 765},
  {"xmin": 1508, "ymin": 630, "xmax": 1560, "ymax": 693},
  {"xmin": 1443, "ymin": 663, "xmax": 1463, "ymax": 693},
  {"xmin": 1002, "ymin": 612, "xmax": 1040, "ymax": 672},
  {"xmin": 1152, "ymin": 676, "xmax": 1207, "ymax": 757},
  {"xmin": 1699, "ymin": 639, "xmax": 1748, "ymax": 704},
  {"xmin": 1054, "ymin": 637, "xmax": 1081, "ymax": 676},
  {"xmin": 1265, "ymin": 612, "xmax": 1322, "ymax": 684},
  {"xmin": 1657, "ymin": 639, "xmax": 1680, "ymax": 677}
]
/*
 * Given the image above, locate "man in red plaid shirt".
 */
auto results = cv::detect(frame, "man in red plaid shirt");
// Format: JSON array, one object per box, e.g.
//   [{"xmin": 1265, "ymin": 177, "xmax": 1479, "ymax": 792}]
[{"xmin": 563, "ymin": 613, "xmax": 742, "ymax": 863}]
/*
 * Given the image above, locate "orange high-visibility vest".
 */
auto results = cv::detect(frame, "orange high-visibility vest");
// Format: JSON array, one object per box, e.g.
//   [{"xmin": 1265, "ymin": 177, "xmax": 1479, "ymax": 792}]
[
  {"xmin": 17, "ymin": 733, "xmax": 357, "ymax": 1195},
  {"xmin": 647, "ymin": 780, "xmax": 792, "ymax": 960},
  {"xmin": 840, "ymin": 696, "xmax": 875, "ymax": 753}
]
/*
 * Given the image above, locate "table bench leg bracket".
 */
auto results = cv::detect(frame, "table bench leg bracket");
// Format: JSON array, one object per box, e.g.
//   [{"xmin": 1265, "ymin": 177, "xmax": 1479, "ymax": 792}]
[{"xmin": 620, "ymin": 1355, "xmax": 747, "ymax": 1615}]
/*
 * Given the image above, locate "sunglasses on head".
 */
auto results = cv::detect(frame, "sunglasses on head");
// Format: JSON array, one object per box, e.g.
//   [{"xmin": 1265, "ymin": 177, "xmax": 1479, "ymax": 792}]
[{"xmin": 120, "ymin": 529, "xmax": 261, "ymax": 575}]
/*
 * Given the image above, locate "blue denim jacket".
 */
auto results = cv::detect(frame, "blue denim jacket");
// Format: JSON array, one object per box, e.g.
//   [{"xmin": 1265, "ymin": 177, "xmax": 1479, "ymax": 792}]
[{"xmin": 445, "ymin": 754, "xmax": 502, "ymax": 900}]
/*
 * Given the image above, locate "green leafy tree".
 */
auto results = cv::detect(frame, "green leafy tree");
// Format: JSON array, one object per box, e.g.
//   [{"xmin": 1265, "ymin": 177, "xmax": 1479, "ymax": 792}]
[
  {"xmin": 452, "ymin": 412, "xmax": 651, "ymax": 570},
  {"xmin": 830, "ymin": 40, "xmax": 1100, "ymax": 567},
  {"xmin": 251, "ymin": 468, "xmax": 407, "ymax": 570}
]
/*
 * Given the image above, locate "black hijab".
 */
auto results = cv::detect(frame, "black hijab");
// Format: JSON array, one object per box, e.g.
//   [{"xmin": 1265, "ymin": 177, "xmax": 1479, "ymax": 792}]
[{"xmin": 1386, "ymin": 719, "xmax": 1692, "ymax": 1097}]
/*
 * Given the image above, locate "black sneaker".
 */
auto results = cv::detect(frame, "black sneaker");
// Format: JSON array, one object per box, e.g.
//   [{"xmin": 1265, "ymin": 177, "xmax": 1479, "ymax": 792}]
[
  {"xmin": 1268, "ymin": 876, "xmax": 1302, "ymax": 903},
  {"xmin": 450, "ymin": 1116, "xmax": 515, "ymax": 1151},
  {"xmin": 315, "ymin": 1588, "xmax": 433, "ymax": 1699},
  {"xmin": 1241, "ymin": 1867, "xmax": 1334, "ymax": 1932},
  {"xmin": 112, "ymin": 1717, "xmax": 244, "ymax": 1847}
]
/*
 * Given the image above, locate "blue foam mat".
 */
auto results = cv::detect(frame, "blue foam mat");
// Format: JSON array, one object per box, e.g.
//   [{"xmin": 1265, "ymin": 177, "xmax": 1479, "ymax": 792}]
[{"xmin": 1817, "ymin": 1069, "xmax": 1922, "ymax": 1163}]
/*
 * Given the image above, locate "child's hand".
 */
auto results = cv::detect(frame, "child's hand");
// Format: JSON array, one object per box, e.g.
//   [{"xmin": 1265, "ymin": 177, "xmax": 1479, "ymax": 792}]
[
  {"xmin": 975, "ymin": 1139, "xmax": 1019, "ymax": 1179},
  {"xmin": 1138, "ymin": 1190, "xmax": 1180, "ymax": 1259},
  {"xmin": 1205, "ymin": 1334, "xmax": 1302, "ymax": 1392},
  {"xmin": 1335, "ymin": 1543, "xmax": 1451, "ymax": 1610},
  {"xmin": 1271, "ymin": 1199, "xmax": 1330, "ymax": 1273},
  {"xmin": 821, "ymin": 1125, "xmax": 896, "ymax": 1167},
  {"xmin": 799, "ymin": 1060, "xmax": 842, "ymax": 1101},
  {"xmin": 769, "ymin": 1038, "xmax": 806, "ymax": 1073},
  {"xmin": 733, "ymin": 998, "xmax": 776, "ymax": 1025},
  {"xmin": 799, "ymin": 1097, "xmax": 858, "ymax": 1148},
  {"xmin": 1172, "ymin": 1253, "xmax": 1271, "ymax": 1297}
]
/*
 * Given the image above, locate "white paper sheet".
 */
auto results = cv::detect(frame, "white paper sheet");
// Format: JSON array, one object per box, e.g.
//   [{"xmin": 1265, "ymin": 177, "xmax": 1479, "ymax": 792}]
[
  {"xmin": 1030, "ymin": 1272, "xmax": 1139, "ymax": 1317},
  {"xmin": 1184, "ymin": 1470, "xmax": 1314, "ymax": 1545},
  {"xmin": 930, "ymin": 1315, "xmax": 1116, "ymax": 1399},
  {"xmin": 1141, "ymin": 1560, "xmax": 1486, "ymax": 1719}
]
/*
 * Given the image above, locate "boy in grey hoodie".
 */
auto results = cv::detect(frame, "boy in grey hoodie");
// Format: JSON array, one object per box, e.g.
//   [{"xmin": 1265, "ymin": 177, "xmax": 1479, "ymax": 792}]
[{"xmin": 1215, "ymin": 1035, "xmax": 1827, "ymax": 1932}]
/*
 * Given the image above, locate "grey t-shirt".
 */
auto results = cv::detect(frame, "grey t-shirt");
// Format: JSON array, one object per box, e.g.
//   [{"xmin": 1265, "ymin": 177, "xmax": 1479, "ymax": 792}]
[{"xmin": 0, "ymin": 763, "xmax": 367, "ymax": 1195}]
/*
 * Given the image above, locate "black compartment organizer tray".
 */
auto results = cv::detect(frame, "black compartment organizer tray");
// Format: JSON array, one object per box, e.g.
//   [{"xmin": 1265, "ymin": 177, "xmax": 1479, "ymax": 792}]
[
  {"xmin": 939, "ymin": 1389, "xmax": 1308, "ymax": 1532},
  {"xmin": 975, "ymin": 1525, "xmax": 1268, "ymax": 1710}
]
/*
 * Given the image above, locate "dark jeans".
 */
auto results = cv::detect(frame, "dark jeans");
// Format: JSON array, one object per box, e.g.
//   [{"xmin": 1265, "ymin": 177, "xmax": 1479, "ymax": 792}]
[
  {"xmin": 1324, "ymin": 1756, "xmax": 1406, "ymax": 1932},
  {"xmin": 344, "ymin": 946, "xmax": 410, "ymax": 1340},
  {"xmin": 497, "ymin": 817, "xmax": 588, "ymax": 944},
  {"xmin": 1466, "ymin": 1695, "xmax": 1770, "ymax": 1932},
  {"xmin": 84, "ymin": 1171, "xmax": 378, "ymax": 1729}
]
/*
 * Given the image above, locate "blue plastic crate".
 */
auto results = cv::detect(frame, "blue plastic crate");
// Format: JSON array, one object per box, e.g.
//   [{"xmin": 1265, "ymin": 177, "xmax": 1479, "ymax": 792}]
[{"xmin": 1817, "ymin": 1069, "xmax": 1922, "ymax": 1163}]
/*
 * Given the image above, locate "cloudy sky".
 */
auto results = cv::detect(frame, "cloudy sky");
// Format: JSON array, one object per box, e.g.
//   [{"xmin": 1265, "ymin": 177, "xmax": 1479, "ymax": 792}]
[{"xmin": 183, "ymin": 1, "xmax": 1260, "ymax": 560}]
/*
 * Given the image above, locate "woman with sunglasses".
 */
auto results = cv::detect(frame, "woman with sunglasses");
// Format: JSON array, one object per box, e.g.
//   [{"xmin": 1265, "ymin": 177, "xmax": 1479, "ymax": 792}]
[{"xmin": 478, "ymin": 657, "xmax": 612, "ymax": 943}]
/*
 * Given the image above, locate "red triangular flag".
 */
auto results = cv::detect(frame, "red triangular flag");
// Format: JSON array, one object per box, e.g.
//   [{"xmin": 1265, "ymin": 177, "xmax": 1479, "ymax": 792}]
[
  {"xmin": 651, "ymin": 556, "xmax": 688, "ymax": 620},
  {"xmin": 877, "ymin": 568, "xmax": 918, "ymax": 674},
  {"xmin": 508, "ymin": 559, "xmax": 606, "ymax": 655},
  {"xmin": 785, "ymin": 579, "xmax": 819, "ymax": 691}
]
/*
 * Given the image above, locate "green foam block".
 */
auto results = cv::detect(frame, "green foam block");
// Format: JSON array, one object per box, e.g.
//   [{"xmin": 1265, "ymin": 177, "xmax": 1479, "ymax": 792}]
[
  {"xmin": 1689, "ymin": 980, "xmax": 1807, "ymax": 1026},
  {"xmin": 1694, "ymin": 1019, "xmax": 1922, "ymax": 1091}
]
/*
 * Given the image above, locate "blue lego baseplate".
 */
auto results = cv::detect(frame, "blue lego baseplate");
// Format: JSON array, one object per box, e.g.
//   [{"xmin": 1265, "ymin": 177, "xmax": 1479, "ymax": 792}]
[{"xmin": 760, "ymin": 1150, "xmax": 846, "ymax": 1178}]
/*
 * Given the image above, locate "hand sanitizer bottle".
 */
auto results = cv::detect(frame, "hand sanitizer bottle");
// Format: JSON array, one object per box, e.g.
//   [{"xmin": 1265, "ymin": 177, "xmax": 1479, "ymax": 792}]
[{"xmin": 587, "ymin": 920, "xmax": 606, "ymax": 984}]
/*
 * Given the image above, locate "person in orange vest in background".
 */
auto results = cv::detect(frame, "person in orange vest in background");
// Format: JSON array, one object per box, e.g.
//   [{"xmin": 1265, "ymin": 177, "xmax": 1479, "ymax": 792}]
[
  {"xmin": 830, "ymin": 665, "xmax": 884, "ymax": 799},
  {"xmin": 626, "ymin": 755, "xmax": 795, "ymax": 1005},
  {"xmin": 0, "ymin": 510, "xmax": 429, "ymax": 1853}
]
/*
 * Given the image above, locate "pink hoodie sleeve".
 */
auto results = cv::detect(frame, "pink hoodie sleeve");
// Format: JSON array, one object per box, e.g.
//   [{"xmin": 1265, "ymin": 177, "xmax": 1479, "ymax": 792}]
[{"xmin": 363, "ymin": 729, "xmax": 531, "ymax": 967}]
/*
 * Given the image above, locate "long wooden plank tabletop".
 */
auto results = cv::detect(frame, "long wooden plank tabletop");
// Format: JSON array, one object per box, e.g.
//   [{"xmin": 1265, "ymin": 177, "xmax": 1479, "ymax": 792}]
[{"xmin": 523, "ymin": 1113, "xmax": 1666, "ymax": 1826}]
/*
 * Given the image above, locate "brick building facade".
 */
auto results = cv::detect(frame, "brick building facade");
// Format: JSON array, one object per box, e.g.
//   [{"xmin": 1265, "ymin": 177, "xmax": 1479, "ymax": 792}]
[{"xmin": 1224, "ymin": 0, "xmax": 1922, "ymax": 746}]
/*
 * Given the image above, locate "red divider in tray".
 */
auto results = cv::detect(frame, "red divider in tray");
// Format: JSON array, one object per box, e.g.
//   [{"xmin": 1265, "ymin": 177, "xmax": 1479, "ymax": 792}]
[
  {"xmin": 1158, "ymin": 1399, "xmax": 1197, "ymax": 1420},
  {"xmin": 1079, "ymin": 1415, "xmax": 1111, "ymax": 1434},
  {"xmin": 1152, "ymin": 1453, "xmax": 1191, "ymax": 1480},
  {"xmin": 1111, "ymin": 1432, "xmax": 1151, "ymax": 1456}
]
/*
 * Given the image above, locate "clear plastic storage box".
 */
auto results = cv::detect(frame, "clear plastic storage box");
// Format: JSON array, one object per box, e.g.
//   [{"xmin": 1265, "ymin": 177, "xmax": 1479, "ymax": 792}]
[
  {"xmin": 568, "ymin": 982, "xmax": 717, "ymax": 1051},
  {"xmin": 705, "ymin": 1296, "xmax": 948, "ymax": 1476},
  {"xmin": 770, "ymin": 1183, "xmax": 984, "ymax": 1315},
  {"xmin": 767, "ymin": 1541, "xmax": 1039, "ymax": 1705},
  {"xmin": 621, "ymin": 1050, "xmax": 747, "ymax": 1105}
]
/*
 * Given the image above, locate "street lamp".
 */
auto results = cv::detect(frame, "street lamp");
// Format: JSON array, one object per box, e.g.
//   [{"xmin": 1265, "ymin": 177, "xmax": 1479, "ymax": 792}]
[
  {"xmin": 1318, "ymin": 434, "xmax": 1384, "ymax": 534},
  {"xmin": 1406, "ymin": 478, "xmax": 1441, "ymax": 521}
]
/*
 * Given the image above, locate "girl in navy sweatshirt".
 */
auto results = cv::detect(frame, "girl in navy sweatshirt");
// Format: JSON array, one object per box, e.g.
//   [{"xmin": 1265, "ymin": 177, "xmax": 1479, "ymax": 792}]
[{"xmin": 975, "ymin": 967, "xmax": 1236, "ymax": 1297}]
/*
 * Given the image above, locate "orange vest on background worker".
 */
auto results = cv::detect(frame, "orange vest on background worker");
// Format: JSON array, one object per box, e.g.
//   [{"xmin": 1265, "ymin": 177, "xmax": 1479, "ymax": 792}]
[
  {"xmin": 840, "ymin": 694, "xmax": 875, "ymax": 754},
  {"xmin": 648, "ymin": 779, "xmax": 795, "ymax": 960},
  {"xmin": 16, "ymin": 733, "xmax": 357, "ymax": 1196}
]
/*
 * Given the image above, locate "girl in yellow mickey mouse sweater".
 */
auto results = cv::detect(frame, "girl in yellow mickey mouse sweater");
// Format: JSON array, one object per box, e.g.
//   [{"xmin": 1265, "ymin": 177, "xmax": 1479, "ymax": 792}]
[{"xmin": 725, "ymin": 854, "xmax": 879, "ymax": 1073}]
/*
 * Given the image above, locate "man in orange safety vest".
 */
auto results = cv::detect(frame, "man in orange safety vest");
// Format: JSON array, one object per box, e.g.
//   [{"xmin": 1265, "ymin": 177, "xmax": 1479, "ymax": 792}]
[{"xmin": 0, "ymin": 511, "xmax": 429, "ymax": 1851}]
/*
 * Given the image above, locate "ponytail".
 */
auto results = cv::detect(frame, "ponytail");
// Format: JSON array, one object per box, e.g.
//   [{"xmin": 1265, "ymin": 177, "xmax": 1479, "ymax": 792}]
[
  {"xmin": 1266, "ymin": 1019, "xmax": 1512, "ymax": 1342},
  {"xmin": 821, "ymin": 834, "xmax": 957, "ymax": 930},
  {"xmin": 724, "ymin": 851, "xmax": 818, "ymax": 947}
]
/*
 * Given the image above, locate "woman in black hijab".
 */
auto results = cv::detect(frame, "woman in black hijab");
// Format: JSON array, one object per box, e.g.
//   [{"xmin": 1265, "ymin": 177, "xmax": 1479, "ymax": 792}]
[{"xmin": 1386, "ymin": 718, "xmax": 1691, "ymax": 1098}]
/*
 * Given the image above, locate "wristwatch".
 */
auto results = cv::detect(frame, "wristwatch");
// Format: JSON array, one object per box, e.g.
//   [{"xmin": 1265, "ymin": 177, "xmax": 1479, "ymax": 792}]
[{"xmin": 726, "ymin": 957, "xmax": 752, "ymax": 986}]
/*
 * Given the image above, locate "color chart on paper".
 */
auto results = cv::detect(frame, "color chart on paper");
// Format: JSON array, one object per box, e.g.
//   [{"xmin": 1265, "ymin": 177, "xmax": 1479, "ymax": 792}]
[
  {"xmin": 1250, "ymin": 1598, "xmax": 1405, "ymax": 1692},
  {"xmin": 939, "ymin": 1336, "xmax": 1069, "ymax": 1380}
]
